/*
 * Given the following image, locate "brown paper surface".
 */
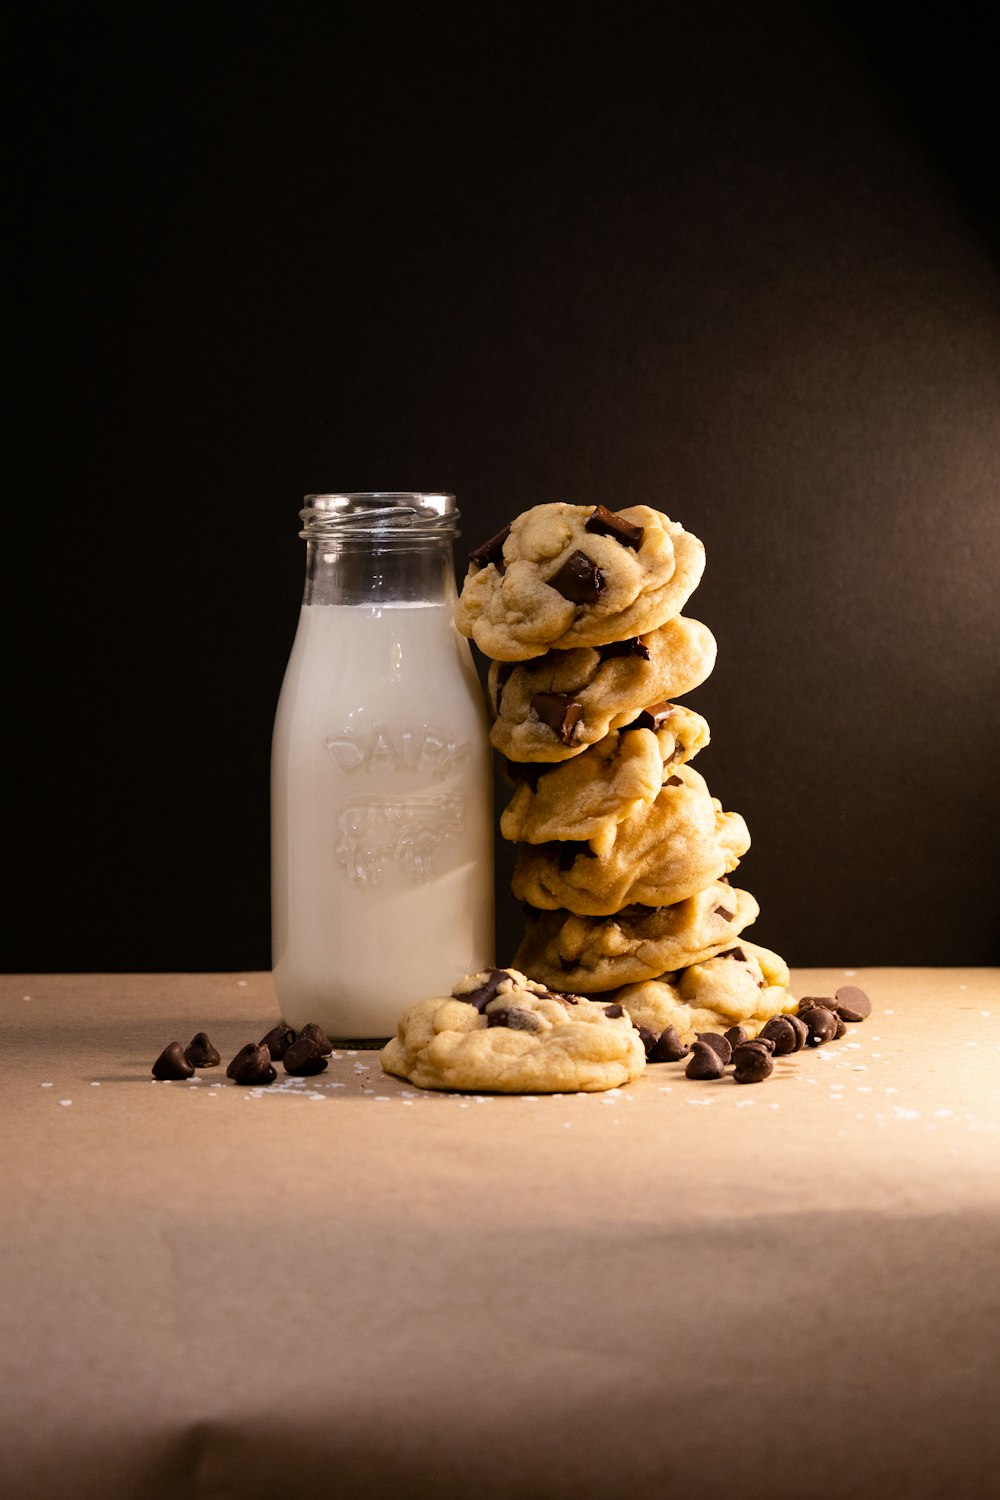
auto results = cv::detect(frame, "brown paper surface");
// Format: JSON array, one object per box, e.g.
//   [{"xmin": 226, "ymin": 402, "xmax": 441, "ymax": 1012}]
[{"xmin": 2, "ymin": 968, "xmax": 999, "ymax": 1499}]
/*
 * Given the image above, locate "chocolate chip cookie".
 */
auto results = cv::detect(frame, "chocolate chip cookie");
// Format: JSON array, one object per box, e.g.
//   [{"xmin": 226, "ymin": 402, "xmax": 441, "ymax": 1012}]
[
  {"xmin": 514, "ymin": 881, "xmax": 760, "ymax": 992},
  {"xmin": 614, "ymin": 942, "xmax": 796, "ymax": 1043},
  {"xmin": 511, "ymin": 763, "xmax": 750, "ymax": 915},
  {"xmin": 488, "ymin": 617, "xmax": 715, "ymax": 762},
  {"xmin": 457, "ymin": 503, "xmax": 706, "ymax": 660},
  {"xmin": 379, "ymin": 967, "xmax": 646, "ymax": 1092},
  {"xmin": 499, "ymin": 713, "xmax": 710, "ymax": 855}
]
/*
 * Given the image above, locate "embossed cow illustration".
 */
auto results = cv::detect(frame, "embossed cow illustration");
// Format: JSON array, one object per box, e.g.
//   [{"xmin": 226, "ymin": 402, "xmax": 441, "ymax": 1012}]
[{"xmin": 335, "ymin": 795, "xmax": 465, "ymax": 885}]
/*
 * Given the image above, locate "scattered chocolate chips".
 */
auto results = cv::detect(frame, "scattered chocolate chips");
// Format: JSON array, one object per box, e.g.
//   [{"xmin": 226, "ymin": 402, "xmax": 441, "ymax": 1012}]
[
  {"xmin": 798, "ymin": 1004, "xmax": 839, "ymax": 1046},
  {"xmin": 282, "ymin": 1036, "xmax": 329, "ymax": 1075},
  {"xmin": 696, "ymin": 1031, "xmax": 733, "ymax": 1066},
  {"xmin": 530, "ymin": 692, "xmax": 584, "ymax": 746},
  {"xmin": 758, "ymin": 1015, "xmax": 807, "ymax": 1056},
  {"xmin": 258, "ymin": 1023, "xmax": 295, "ymax": 1061},
  {"xmin": 184, "ymin": 1032, "xmax": 221, "ymax": 1069},
  {"xmin": 152, "ymin": 1042, "xmax": 195, "ymax": 1080},
  {"xmin": 603, "ymin": 1003, "xmax": 625, "ymax": 1018},
  {"xmin": 487, "ymin": 1006, "xmax": 542, "ymax": 1032},
  {"xmin": 636, "ymin": 1024, "xmax": 660, "ymax": 1059},
  {"xmin": 230, "ymin": 1043, "xmax": 277, "ymax": 1086},
  {"xmin": 686, "ymin": 1040, "xmax": 725, "ymax": 1080},
  {"xmin": 548, "ymin": 550, "xmax": 606, "ymax": 604},
  {"xmin": 597, "ymin": 637, "xmax": 651, "ymax": 661},
  {"xmin": 732, "ymin": 1042, "xmax": 774, "ymax": 1084},
  {"xmin": 298, "ymin": 1022, "xmax": 333, "ymax": 1056},
  {"xmin": 584, "ymin": 505, "xmax": 645, "ymax": 550},
  {"xmin": 469, "ymin": 524, "xmax": 511, "ymax": 573},
  {"xmin": 460, "ymin": 968, "xmax": 516, "ymax": 1012},
  {"xmin": 713, "ymin": 905, "xmax": 735, "ymax": 921},
  {"xmin": 227, "ymin": 1043, "xmax": 260, "ymax": 1079},
  {"xmin": 623, "ymin": 701, "xmax": 675, "ymax": 732},
  {"xmin": 725, "ymin": 1024, "xmax": 751, "ymax": 1052},
  {"xmin": 834, "ymin": 985, "xmax": 872, "ymax": 1022},
  {"xmin": 648, "ymin": 1025, "xmax": 691, "ymax": 1063}
]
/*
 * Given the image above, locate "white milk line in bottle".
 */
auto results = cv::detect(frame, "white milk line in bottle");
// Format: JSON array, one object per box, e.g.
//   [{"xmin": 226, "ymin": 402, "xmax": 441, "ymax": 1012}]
[{"xmin": 272, "ymin": 601, "xmax": 494, "ymax": 1039}]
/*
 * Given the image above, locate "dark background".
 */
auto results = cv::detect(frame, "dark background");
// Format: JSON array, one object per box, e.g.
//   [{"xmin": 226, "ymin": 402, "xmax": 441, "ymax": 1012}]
[{"xmin": 8, "ymin": 1, "xmax": 1000, "ymax": 972}]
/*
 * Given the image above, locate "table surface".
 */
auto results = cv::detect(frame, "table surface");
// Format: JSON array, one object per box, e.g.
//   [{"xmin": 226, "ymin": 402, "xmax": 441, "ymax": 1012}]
[{"xmin": 2, "ymin": 967, "xmax": 999, "ymax": 1499}]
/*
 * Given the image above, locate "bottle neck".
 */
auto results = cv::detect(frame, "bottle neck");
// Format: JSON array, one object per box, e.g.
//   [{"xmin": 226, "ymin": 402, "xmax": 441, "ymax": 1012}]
[
  {"xmin": 297, "ymin": 492, "xmax": 461, "ymax": 608},
  {"xmin": 303, "ymin": 536, "xmax": 460, "ymax": 607}
]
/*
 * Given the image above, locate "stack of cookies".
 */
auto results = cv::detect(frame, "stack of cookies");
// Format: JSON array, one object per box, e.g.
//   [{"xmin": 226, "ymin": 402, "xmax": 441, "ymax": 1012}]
[{"xmin": 456, "ymin": 502, "xmax": 797, "ymax": 1046}]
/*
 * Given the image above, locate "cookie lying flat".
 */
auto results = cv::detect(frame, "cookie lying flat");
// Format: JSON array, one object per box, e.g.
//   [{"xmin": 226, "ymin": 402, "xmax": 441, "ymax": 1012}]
[
  {"xmin": 488, "ymin": 619, "xmax": 716, "ymax": 763},
  {"xmin": 615, "ymin": 942, "xmax": 796, "ymax": 1043},
  {"xmin": 514, "ymin": 882, "xmax": 760, "ymax": 992},
  {"xmin": 456, "ymin": 504, "xmax": 706, "ymax": 661},
  {"xmin": 511, "ymin": 763, "xmax": 750, "ymax": 915},
  {"xmin": 500, "ymin": 715, "xmax": 711, "ymax": 856},
  {"xmin": 380, "ymin": 967, "xmax": 646, "ymax": 1093}
]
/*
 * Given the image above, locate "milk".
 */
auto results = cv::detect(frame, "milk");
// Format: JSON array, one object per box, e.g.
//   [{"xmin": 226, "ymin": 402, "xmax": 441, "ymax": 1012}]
[{"xmin": 271, "ymin": 602, "xmax": 494, "ymax": 1039}]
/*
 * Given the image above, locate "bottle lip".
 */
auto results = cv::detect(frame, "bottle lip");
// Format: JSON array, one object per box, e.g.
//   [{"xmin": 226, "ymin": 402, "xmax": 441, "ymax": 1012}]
[{"xmin": 299, "ymin": 491, "xmax": 458, "ymax": 539}]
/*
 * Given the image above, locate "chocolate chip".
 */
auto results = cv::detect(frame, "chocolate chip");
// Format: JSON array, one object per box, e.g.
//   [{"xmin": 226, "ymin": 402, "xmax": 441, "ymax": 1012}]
[
  {"xmin": 799, "ymin": 1005, "xmax": 838, "ymax": 1046},
  {"xmin": 227, "ymin": 1042, "xmax": 264, "ymax": 1079},
  {"xmin": 623, "ymin": 701, "xmax": 675, "ymax": 732},
  {"xmin": 282, "ymin": 1036, "xmax": 329, "ymax": 1075},
  {"xmin": 718, "ymin": 947, "xmax": 748, "ymax": 963},
  {"xmin": 603, "ymin": 1003, "xmax": 625, "ymax": 1018},
  {"xmin": 487, "ymin": 1006, "xmax": 542, "ymax": 1032},
  {"xmin": 696, "ymin": 1031, "xmax": 733, "ymax": 1065},
  {"xmin": 469, "ymin": 524, "xmax": 510, "ymax": 572},
  {"xmin": 298, "ymin": 1023, "xmax": 332, "ymax": 1056},
  {"xmin": 184, "ymin": 1032, "xmax": 221, "ymax": 1068},
  {"xmin": 152, "ymin": 1042, "xmax": 194, "ymax": 1080},
  {"xmin": 530, "ymin": 692, "xmax": 584, "ymax": 746},
  {"xmin": 548, "ymin": 550, "xmax": 606, "ymax": 604},
  {"xmin": 758, "ymin": 1015, "xmax": 806, "ymax": 1056},
  {"xmin": 258, "ymin": 1023, "xmax": 295, "ymax": 1061},
  {"xmin": 834, "ymin": 1014, "xmax": 847, "ymax": 1039},
  {"xmin": 713, "ymin": 906, "xmax": 735, "ymax": 921},
  {"xmin": 597, "ymin": 637, "xmax": 651, "ymax": 661},
  {"xmin": 636, "ymin": 1024, "xmax": 660, "ymax": 1058},
  {"xmin": 540, "ymin": 989, "xmax": 578, "ymax": 1005},
  {"xmin": 584, "ymin": 505, "xmax": 645, "ymax": 550},
  {"xmin": 834, "ymin": 986, "xmax": 872, "ymax": 1022},
  {"xmin": 733, "ymin": 1042, "xmax": 774, "ymax": 1084},
  {"xmin": 798, "ymin": 995, "xmax": 834, "ymax": 1011},
  {"xmin": 648, "ymin": 1025, "xmax": 691, "ymax": 1062},
  {"xmin": 664, "ymin": 774, "xmax": 684, "ymax": 788},
  {"xmin": 724, "ymin": 1025, "xmax": 751, "ymax": 1052},
  {"xmin": 230, "ymin": 1043, "xmax": 277, "ymax": 1086},
  {"xmin": 686, "ymin": 1040, "xmax": 725, "ymax": 1079},
  {"xmin": 461, "ymin": 968, "xmax": 516, "ymax": 1012}
]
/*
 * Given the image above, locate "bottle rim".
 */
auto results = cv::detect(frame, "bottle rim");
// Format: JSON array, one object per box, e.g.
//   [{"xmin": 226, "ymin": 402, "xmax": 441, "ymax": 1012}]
[{"xmin": 300, "ymin": 491, "xmax": 458, "ymax": 539}]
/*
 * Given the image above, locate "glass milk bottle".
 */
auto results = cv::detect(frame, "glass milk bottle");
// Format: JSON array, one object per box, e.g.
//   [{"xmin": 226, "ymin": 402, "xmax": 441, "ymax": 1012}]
[{"xmin": 271, "ymin": 492, "xmax": 495, "ymax": 1042}]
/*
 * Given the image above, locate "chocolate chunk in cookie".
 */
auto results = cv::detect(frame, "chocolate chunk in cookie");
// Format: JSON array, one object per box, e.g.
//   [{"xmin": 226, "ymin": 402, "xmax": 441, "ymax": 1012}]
[
  {"xmin": 597, "ymin": 637, "xmax": 651, "ymax": 661},
  {"xmin": 548, "ymin": 550, "xmax": 606, "ymax": 604},
  {"xmin": 487, "ymin": 1006, "xmax": 543, "ymax": 1032},
  {"xmin": 584, "ymin": 505, "xmax": 645, "ymax": 550},
  {"xmin": 530, "ymin": 692, "xmax": 584, "ymax": 746},
  {"xmin": 469, "ymin": 524, "xmax": 511, "ymax": 572}
]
